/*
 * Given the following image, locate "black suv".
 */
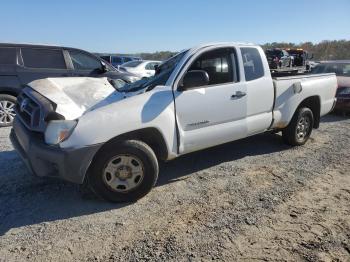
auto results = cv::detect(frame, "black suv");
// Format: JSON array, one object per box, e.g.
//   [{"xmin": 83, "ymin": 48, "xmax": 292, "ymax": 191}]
[{"xmin": 0, "ymin": 43, "xmax": 139, "ymax": 127}]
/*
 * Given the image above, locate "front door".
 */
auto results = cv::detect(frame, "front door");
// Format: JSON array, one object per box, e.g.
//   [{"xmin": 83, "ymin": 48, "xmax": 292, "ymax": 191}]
[{"xmin": 174, "ymin": 47, "xmax": 248, "ymax": 154}]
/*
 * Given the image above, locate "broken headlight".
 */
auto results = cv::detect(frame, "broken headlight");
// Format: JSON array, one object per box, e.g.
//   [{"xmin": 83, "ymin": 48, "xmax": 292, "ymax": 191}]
[{"xmin": 44, "ymin": 120, "xmax": 78, "ymax": 145}]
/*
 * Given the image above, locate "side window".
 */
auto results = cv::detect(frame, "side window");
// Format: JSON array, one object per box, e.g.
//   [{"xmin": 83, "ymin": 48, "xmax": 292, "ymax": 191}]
[
  {"xmin": 0, "ymin": 47, "xmax": 17, "ymax": 65},
  {"xmin": 69, "ymin": 51, "xmax": 101, "ymax": 70},
  {"xmin": 124, "ymin": 57, "xmax": 132, "ymax": 63},
  {"xmin": 100, "ymin": 56, "xmax": 111, "ymax": 63},
  {"xmin": 145, "ymin": 62, "xmax": 157, "ymax": 70},
  {"xmin": 342, "ymin": 64, "xmax": 350, "ymax": 77},
  {"xmin": 21, "ymin": 48, "xmax": 66, "ymax": 69},
  {"xmin": 112, "ymin": 57, "xmax": 123, "ymax": 64},
  {"xmin": 188, "ymin": 48, "xmax": 236, "ymax": 86},
  {"xmin": 240, "ymin": 48, "xmax": 264, "ymax": 81}
]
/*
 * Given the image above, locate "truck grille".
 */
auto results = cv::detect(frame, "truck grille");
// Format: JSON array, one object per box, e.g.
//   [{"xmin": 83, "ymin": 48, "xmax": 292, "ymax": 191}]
[
  {"xmin": 16, "ymin": 92, "xmax": 41, "ymax": 130},
  {"xmin": 15, "ymin": 87, "xmax": 57, "ymax": 132}
]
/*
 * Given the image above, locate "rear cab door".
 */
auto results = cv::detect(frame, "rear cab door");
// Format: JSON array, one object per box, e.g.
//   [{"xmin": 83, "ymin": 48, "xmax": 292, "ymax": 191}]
[
  {"xmin": 16, "ymin": 47, "xmax": 72, "ymax": 85},
  {"xmin": 240, "ymin": 46, "xmax": 274, "ymax": 135}
]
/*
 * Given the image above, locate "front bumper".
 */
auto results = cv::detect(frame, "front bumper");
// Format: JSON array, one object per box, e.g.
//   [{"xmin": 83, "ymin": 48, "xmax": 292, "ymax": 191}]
[{"xmin": 10, "ymin": 118, "xmax": 101, "ymax": 184}]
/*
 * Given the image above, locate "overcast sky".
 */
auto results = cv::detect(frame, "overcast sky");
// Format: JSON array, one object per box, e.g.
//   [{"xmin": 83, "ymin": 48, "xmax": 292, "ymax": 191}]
[{"xmin": 1, "ymin": 0, "xmax": 349, "ymax": 53}]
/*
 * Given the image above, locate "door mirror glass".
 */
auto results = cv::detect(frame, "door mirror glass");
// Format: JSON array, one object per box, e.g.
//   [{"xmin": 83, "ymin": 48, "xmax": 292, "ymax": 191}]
[{"xmin": 179, "ymin": 70, "xmax": 209, "ymax": 91}]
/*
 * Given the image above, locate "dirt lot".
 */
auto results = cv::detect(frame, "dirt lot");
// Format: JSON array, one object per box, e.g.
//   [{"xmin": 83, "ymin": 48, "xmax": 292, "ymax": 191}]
[{"xmin": 0, "ymin": 114, "xmax": 349, "ymax": 262}]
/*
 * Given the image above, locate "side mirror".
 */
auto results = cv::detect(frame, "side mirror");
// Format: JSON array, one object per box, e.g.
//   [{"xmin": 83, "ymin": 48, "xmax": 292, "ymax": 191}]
[
  {"xmin": 178, "ymin": 70, "xmax": 209, "ymax": 91},
  {"xmin": 308, "ymin": 53, "xmax": 314, "ymax": 60}
]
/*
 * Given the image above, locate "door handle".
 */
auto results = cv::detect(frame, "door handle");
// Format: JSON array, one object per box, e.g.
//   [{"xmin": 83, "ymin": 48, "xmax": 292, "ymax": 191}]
[{"xmin": 231, "ymin": 91, "xmax": 246, "ymax": 99}]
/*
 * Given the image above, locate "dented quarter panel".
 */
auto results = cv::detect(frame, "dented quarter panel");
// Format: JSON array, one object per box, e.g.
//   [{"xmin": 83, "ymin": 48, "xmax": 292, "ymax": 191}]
[{"xmin": 60, "ymin": 85, "xmax": 178, "ymax": 159}]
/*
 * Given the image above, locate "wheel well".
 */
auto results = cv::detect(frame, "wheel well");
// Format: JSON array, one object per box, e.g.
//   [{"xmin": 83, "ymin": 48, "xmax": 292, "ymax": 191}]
[
  {"xmin": 0, "ymin": 90, "xmax": 18, "ymax": 98},
  {"xmin": 298, "ymin": 96, "xmax": 321, "ymax": 128},
  {"xmin": 98, "ymin": 128, "xmax": 169, "ymax": 161}
]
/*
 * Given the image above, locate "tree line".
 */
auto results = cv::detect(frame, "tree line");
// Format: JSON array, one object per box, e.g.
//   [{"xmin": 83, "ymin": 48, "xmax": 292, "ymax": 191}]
[
  {"xmin": 262, "ymin": 40, "xmax": 350, "ymax": 60},
  {"xmin": 96, "ymin": 40, "xmax": 350, "ymax": 61}
]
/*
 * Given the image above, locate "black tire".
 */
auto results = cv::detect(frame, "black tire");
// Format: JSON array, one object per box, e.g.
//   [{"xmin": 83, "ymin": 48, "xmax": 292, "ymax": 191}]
[
  {"xmin": 282, "ymin": 107, "xmax": 314, "ymax": 146},
  {"xmin": 0, "ymin": 94, "xmax": 17, "ymax": 127},
  {"xmin": 87, "ymin": 140, "xmax": 159, "ymax": 203}
]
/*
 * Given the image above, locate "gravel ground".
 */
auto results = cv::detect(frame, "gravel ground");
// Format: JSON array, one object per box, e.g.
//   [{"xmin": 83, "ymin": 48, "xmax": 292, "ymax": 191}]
[{"xmin": 0, "ymin": 114, "xmax": 349, "ymax": 262}]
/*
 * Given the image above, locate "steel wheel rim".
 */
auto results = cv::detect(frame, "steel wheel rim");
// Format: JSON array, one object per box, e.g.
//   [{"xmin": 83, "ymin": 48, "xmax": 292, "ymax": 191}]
[
  {"xmin": 103, "ymin": 154, "xmax": 145, "ymax": 193},
  {"xmin": 0, "ymin": 100, "xmax": 16, "ymax": 125},
  {"xmin": 296, "ymin": 115, "xmax": 311, "ymax": 141}
]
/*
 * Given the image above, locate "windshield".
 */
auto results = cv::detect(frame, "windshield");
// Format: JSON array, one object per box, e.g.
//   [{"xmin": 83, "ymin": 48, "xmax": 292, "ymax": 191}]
[
  {"xmin": 117, "ymin": 50, "xmax": 189, "ymax": 92},
  {"xmin": 122, "ymin": 61, "xmax": 143, "ymax": 67}
]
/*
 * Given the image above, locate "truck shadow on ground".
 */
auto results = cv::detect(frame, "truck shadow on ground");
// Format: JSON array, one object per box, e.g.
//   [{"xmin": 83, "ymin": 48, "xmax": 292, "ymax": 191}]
[
  {"xmin": 0, "ymin": 132, "xmax": 289, "ymax": 235},
  {"xmin": 320, "ymin": 113, "xmax": 349, "ymax": 123}
]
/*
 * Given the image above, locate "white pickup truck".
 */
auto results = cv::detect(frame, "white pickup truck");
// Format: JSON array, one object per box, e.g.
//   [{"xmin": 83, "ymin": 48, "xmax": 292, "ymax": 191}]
[{"xmin": 10, "ymin": 42, "xmax": 337, "ymax": 202}]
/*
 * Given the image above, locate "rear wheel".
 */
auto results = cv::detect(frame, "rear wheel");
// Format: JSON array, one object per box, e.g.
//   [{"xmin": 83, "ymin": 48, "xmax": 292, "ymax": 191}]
[
  {"xmin": 0, "ymin": 94, "xmax": 16, "ymax": 127},
  {"xmin": 282, "ymin": 107, "xmax": 314, "ymax": 146},
  {"xmin": 87, "ymin": 140, "xmax": 159, "ymax": 202}
]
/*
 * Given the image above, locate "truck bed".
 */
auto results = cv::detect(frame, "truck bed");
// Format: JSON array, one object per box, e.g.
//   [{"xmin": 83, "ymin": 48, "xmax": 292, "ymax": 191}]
[{"xmin": 271, "ymin": 73, "xmax": 337, "ymax": 129}]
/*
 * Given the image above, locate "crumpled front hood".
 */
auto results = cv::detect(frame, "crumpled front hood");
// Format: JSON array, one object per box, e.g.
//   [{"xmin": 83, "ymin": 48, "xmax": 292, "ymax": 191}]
[{"xmin": 28, "ymin": 77, "xmax": 126, "ymax": 120}]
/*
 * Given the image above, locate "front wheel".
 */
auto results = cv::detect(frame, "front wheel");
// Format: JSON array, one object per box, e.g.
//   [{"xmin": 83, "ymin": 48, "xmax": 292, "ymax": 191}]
[
  {"xmin": 282, "ymin": 107, "xmax": 314, "ymax": 146},
  {"xmin": 87, "ymin": 140, "xmax": 159, "ymax": 202},
  {"xmin": 0, "ymin": 94, "xmax": 17, "ymax": 127}
]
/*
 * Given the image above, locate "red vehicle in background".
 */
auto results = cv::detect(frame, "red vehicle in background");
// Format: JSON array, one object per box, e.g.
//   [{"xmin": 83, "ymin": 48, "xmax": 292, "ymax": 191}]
[{"xmin": 312, "ymin": 60, "xmax": 350, "ymax": 114}]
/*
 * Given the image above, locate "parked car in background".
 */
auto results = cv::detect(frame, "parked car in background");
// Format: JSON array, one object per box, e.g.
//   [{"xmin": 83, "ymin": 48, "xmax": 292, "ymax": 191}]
[
  {"xmin": 119, "ymin": 60, "xmax": 161, "ymax": 78},
  {"xmin": 0, "ymin": 43, "xmax": 140, "ymax": 127},
  {"xmin": 100, "ymin": 55, "xmax": 142, "ymax": 68},
  {"xmin": 265, "ymin": 48, "xmax": 292, "ymax": 72},
  {"xmin": 312, "ymin": 60, "xmax": 350, "ymax": 113},
  {"xmin": 10, "ymin": 42, "xmax": 337, "ymax": 202},
  {"xmin": 308, "ymin": 61, "xmax": 320, "ymax": 69}
]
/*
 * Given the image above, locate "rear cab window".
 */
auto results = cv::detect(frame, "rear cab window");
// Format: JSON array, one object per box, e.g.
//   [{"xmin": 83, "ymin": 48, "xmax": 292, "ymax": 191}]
[
  {"xmin": 240, "ymin": 47, "xmax": 264, "ymax": 81},
  {"xmin": 21, "ymin": 48, "xmax": 66, "ymax": 69},
  {"xmin": 0, "ymin": 47, "xmax": 17, "ymax": 65}
]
